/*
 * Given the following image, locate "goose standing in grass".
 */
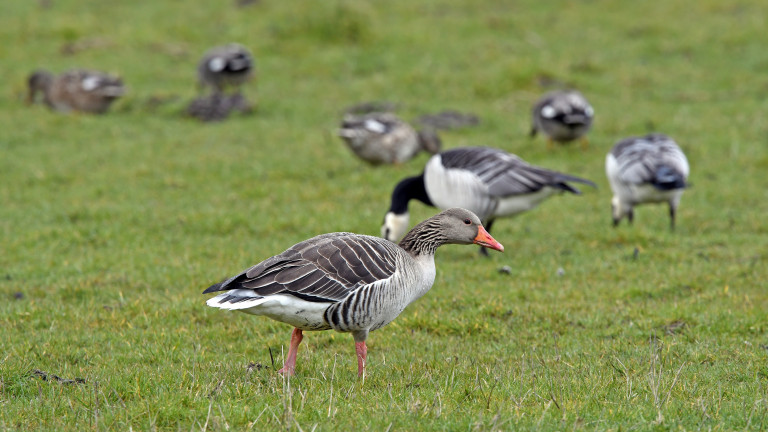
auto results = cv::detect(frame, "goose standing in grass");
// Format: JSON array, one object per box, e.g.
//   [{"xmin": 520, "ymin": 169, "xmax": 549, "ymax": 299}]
[
  {"xmin": 530, "ymin": 90, "xmax": 594, "ymax": 145},
  {"xmin": 197, "ymin": 43, "xmax": 254, "ymax": 95},
  {"xmin": 338, "ymin": 112, "xmax": 441, "ymax": 165},
  {"xmin": 27, "ymin": 69, "xmax": 125, "ymax": 114},
  {"xmin": 204, "ymin": 208, "xmax": 503, "ymax": 377},
  {"xmin": 606, "ymin": 133, "xmax": 690, "ymax": 229},
  {"xmin": 382, "ymin": 147, "xmax": 596, "ymax": 254}
]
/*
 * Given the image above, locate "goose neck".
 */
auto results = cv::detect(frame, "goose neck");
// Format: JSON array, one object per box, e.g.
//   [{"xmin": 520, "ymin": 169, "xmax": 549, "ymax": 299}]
[
  {"xmin": 389, "ymin": 174, "xmax": 433, "ymax": 215},
  {"xmin": 398, "ymin": 218, "xmax": 444, "ymax": 256}
]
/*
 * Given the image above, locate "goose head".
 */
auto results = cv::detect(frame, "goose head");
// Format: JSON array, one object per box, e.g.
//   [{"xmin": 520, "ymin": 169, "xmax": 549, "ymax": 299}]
[
  {"xmin": 611, "ymin": 195, "xmax": 631, "ymax": 226},
  {"xmin": 27, "ymin": 70, "xmax": 53, "ymax": 104},
  {"xmin": 435, "ymin": 208, "xmax": 504, "ymax": 251},
  {"xmin": 399, "ymin": 208, "xmax": 504, "ymax": 254},
  {"xmin": 381, "ymin": 211, "xmax": 410, "ymax": 242},
  {"xmin": 417, "ymin": 128, "xmax": 442, "ymax": 154}
]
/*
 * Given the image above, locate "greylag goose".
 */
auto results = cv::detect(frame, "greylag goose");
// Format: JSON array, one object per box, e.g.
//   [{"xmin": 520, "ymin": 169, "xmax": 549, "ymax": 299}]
[
  {"xmin": 382, "ymin": 147, "xmax": 596, "ymax": 253},
  {"xmin": 530, "ymin": 90, "xmax": 594, "ymax": 145},
  {"xmin": 27, "ymin": 69, "xmax": 125, "ymax": 114},
  {"xmin": 197, "ymin": 43, "xmax": 254, "ymax": 94},
  {"xmin": 606, "ymin": 133, "xmax": 690, "ymax": 228},
  {"xmin": 204, "ymin": 208, "xmax": 503, "ymax": 377},
  {"xmin": 338, "ymin": 112, "xmax": 441, "ymax": 165}
]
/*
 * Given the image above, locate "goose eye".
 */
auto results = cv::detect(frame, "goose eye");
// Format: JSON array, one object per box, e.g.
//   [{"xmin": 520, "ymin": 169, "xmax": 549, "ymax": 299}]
[{"xmin": 463, "ymin": 218, "xmax": 471, "ymax": 225}]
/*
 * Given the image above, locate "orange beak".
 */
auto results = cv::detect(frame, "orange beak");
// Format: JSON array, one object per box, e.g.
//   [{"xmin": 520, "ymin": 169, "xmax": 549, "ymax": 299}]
[{"xmin": 473, "ymin": 226, "xmax": 504, "ymax": 252}]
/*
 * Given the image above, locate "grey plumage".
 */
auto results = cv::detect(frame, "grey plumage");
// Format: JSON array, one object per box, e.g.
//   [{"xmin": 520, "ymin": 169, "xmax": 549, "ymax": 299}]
[
  {"xmin": 27, "ymin": 69, "xmax": 125, "ymax": 114},
  {"xmin": 438, "ymin": 147, "xmax": 593, "ymax": 198},
  {"xmin": 530, "ymin": 90, "xmax": 594, "ymax": 143},
  {"xmin": 337, "ymin": 112, "xmax": 442, "ymax": 165},
  {"xmin": 606, "ymin": 133, "xmax": 690, "ymax": 228},
  {"xmin": 197, "ymin": 43, "xmax": 254, "ymax": 94},
  {"xmin": 204, "ymin": 208, "xmax": 503, "ymax": 376},
  {"xmin": 382, "ymin": 147, "xmax": 597, "ymax": 250},
  {"xmin": 186, "ymin": 92, "xmax": 251, "ymax": 122}
]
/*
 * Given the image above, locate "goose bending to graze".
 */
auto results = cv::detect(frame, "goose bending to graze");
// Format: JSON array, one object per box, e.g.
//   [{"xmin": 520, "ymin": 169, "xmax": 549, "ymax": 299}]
[
  {"xmin": 27, "ymin": 69, "xmax": 125, "ymax": 114},
  {"xmin": 204, "ymin": 208, "xmax": 503, "ymax": 377},
  {"xmin": 382, "ymin": 147, "xmax": 596, "ymax": 253},
  {"xmin": 606, "ymin": 133, "xmax": 690, "ymax": 229},
  {"xmin": 530, "ymin": 90, "xmax": 594, "ymax": 145},
  {"xmin": 338, "ymin": 112, "xmax": 441, "ymax": 165},
  {"xmin": 197, "ymin": 43, "xmax": 254, "ymax": 94}
]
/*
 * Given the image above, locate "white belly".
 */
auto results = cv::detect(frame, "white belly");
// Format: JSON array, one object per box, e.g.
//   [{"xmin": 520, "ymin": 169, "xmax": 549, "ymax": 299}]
[
  {"xmin": 208, "ymin": 292, "xmax": 333, "ymax": 331},
  {"xmin": 494, "ymin": 187, "xmax": 560, "ymax": 217},
  {"xmin": 625, "ymin": 184, "xmax": 682, "ymax": 206}
]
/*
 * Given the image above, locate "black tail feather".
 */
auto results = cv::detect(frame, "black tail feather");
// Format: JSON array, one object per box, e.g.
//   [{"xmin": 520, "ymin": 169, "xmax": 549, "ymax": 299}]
[
  {"xmin": 203, "ymin": 282, "xmax": 225, "ymax": 294},
  {"xmin": 554, "ymin": 174, "xmax": 597, "ymax": 194},
  {"xmin": 652, "ymin": 165, "xmax": 686, "ymax": 190}
]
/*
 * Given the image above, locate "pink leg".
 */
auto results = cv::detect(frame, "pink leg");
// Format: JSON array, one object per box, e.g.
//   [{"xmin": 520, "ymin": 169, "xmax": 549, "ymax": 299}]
[
  {"xmin": 278, "ymin": 328, "xmax": 303, "ymax": 375},
  {"xmin": 355, "ymin": 341, "xmax": 367, "ymax": 378}
]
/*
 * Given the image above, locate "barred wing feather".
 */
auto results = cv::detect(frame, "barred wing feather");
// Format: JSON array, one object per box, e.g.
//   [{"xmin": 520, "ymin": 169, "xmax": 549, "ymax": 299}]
[{"xmin": 204, "ymin": 233, "xmax": 399, "ymax": 303}]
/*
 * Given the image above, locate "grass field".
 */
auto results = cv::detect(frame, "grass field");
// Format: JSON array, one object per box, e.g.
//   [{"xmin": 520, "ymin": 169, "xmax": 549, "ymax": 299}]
[{"xmin": 2, "ymin": 0, "xmax": 768, "ymax": 430}]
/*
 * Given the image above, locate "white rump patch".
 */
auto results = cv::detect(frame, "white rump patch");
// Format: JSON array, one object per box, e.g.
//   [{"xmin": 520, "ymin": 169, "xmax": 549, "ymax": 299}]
[
  {"xmin": 208, "ymin": 57, "xmax": 226, "ymax": 72},
  {"xmin": 584, "ymin": 105, "xmax": 594, "ymax": 117},
  {"xmin": 206, "ymin": 290, "xmax": 268, "ymax": 310},
  {"xmin": 364, "ymin": 119, "xmax": 387, "ymax": 133},
  {"xmin": 81, "ymin": 76, "xmax": 100, "ymax": 91},
  {"xmin": 541, "ymin": 105, "xmax": 557, "ymax": 118}
]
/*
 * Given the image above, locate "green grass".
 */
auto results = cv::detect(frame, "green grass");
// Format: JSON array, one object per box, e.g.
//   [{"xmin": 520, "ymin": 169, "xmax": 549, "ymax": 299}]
[{"xmin": 2, "ymin": 0, "xmax": 768, "ymax": 430}]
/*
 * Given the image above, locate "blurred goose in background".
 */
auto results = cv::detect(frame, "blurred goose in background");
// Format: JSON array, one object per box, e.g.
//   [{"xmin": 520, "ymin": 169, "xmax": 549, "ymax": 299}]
[
  {"xmin": 606, "ymin": 133, "xmax": 690, "ymax": 229},
  {"xmin": 27, "ymin": 69, "xmax": 125, "ymax": 114},
  {"xmin": 382, "ymin": 147, "xmax": 596, "ymax": 254},
  {"xmin": 530, "ymin": 90, "xmax": 594, "ymax": 146},
  {"xmin": 197, "ymin": 43, "xmax": 254, "ymax": 95},
  {"xmin": 186, "ymin": 92, "xmax": 251, "ymax": 122},
  {"xmin": 338, "ymin": 112, "xmax": 442, "ymax": 165},
  {"xmin": 204, "ymin": 208, "xmax": 503, "ymax": 377}
]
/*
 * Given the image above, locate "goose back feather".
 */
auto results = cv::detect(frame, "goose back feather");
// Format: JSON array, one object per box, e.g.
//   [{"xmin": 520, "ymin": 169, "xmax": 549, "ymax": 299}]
[
  {"xmin": 28, "ymin": 69, "xmax": 125, "ymax": 114},
  {"xmin": 606, "ymin": 133, "xmax": 690, "ymax": 227},
  {"xmin": 338, "ymin": 112, "xmax": 441, "ymax": 165},
  {"xmin": 531, "ymin": 90, "xmax": 594, "ymax": 143},
  {"xmin": 383, "ymin": 147, "xmax": 596, "ymax": 242},
  {"xmin": 197, "ymin": 43, "xmax": 254, "ymax": 93},
  {"xmin": 204, "ymin": 208, "xmax": 502, "ymax": 376}
]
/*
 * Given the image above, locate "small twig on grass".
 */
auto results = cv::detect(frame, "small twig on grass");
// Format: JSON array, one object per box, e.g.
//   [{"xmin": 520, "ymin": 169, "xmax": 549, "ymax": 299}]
[
  {"xmin": 663, "ymin": 362, "xmax": 686, "ymax": 407},
  {"xmin": 268, "ymin": 347, "xmax": 276, "ymax": 370},
  {"xmin": 612, "ymin": 356, "xmax": 634, "ymax": 400},
  {"xmin": 536, "ymin": 400, "xmax": 553, "ymax": 428},
  {"xmin": 293, "ymin": 419, "xmax": 305, "ymax": 432},
  {"xmin": 248, "ymin": 406, "xmax": 269, "ymax": 430},
  {"xmin": 202, "ymin": 401, "xmax": 213, "ymax": 432},
  {"xmin": 744, "ymin": 398, "xmax": 765, "ymax": 430},
  {"xmin": 208, "ymin": 380, "xmax": 224, "ymax": 398},
  {"xmin": 485, "ymin": 379, "xmax": 498, "ymax": 410},
  {"xmin": 549, "ymin": 390, "xmax": 561, "ymax": 411},
  {"xmin": 647, "ymin": 331, "xmax": 686, "ymax": 424},
  {"xmin": 327, "ymin": 355, "xmax": 337, "ymax": 418},
  {"xmin": 30, "ymin": 369, "xmax": 86, "ymax": 385},
  {"xmin": 281, "ymin": 367, "xmax": 294, "ymax": 431}
]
